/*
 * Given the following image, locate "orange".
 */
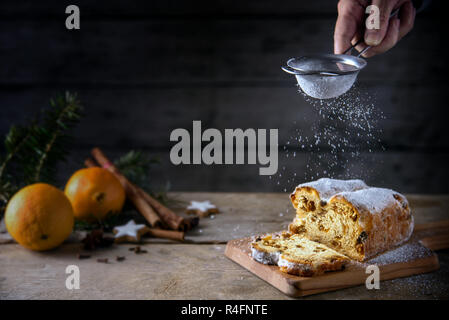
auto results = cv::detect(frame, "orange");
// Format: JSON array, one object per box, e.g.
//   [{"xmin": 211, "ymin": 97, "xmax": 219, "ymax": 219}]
[
  {"xmin": 5, "ymin": 183, "xmax": 74, "ymax": 251},
  {"xmin": 64, "ymin": 167, "xmax": 126, "ymax": 222}
]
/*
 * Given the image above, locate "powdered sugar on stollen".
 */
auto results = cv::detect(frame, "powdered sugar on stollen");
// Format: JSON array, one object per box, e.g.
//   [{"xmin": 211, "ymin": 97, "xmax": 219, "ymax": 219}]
[
  {"xmin": 251, "ymin": 247, "xmax": 281, "ymax": 265},
  {"xmin": 293, "ymin": 177, "xmax": 368, "ymax": 201},
  {"xmin": 334, "ymin": 187, "xmax": 408, "ymax": 215}
]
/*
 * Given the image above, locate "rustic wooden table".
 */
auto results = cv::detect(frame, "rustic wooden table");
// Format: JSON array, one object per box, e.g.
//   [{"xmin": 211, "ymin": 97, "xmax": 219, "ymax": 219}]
[{"xmin": 1, "ymin": 192, "xmax": 449, "ymax": 299}]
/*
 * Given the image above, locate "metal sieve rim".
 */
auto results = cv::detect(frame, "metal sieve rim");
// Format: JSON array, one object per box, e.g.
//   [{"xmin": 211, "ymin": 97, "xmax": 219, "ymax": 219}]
[{"xmin": 286, "ymin": 54, "xmax": 367, "ymax": 76}]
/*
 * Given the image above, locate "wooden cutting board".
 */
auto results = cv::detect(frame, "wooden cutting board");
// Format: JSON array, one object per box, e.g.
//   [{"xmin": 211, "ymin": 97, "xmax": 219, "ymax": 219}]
[{"xmin": 225, "ymin": 220, "xmax": 449, "ymax": 297}]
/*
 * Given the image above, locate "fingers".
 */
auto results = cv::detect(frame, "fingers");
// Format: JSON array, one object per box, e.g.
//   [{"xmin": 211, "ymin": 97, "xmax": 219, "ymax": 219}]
[
  {"xmin": 398, "ymin": 1, "xmax": 416, "ymax": 40},
  {"xmin": 334, "ymin": 0, "xmax": 415, "ymax": 58},
  {"xmin": 361, "ymin": 18, "xmax": 400, "ymax": 57},
  {"xmin": 334, "ymin": 0, "xmax": 365, "ymax": 54},
  {"xmin": 364, "ymin": 0, "xmax": 396, "ymax": 46},
  {"xmin": 350, "ymin": 30, "xmax": 367, "ymax": 54},
  {"xmin": 362, "ymin": 1, "xmax": 415, "ymax": 57}
]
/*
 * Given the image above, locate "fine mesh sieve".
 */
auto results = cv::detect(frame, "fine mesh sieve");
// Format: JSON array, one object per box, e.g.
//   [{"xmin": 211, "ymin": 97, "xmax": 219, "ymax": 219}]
[
  {"xmin": 282, "ymin": 54, "xmax": 367, "ymax": 99},
  {"xmin": 283, "ymin": 8, "xmax": 400, "ymax": 99}
]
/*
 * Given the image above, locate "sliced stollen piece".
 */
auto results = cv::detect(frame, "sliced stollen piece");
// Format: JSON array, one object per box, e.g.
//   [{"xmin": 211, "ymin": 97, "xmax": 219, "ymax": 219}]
[
  {"xmin": 251, "ymin": 232, "xmax": 349, "ymax": 277},
  {"xmin": 278, "ymin": 238, "xmax": 349, "ymax": 277},
  {"xmin": 296, "ymin": 187, "xmax": 414, "ymax": 261},
  {"xmin": 251, "ymin": 231, "xmax": 293, "ymax": 265}
]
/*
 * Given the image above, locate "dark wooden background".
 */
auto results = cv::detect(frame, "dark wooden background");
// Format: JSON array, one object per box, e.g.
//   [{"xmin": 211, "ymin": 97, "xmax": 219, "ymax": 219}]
[{"xmin": 1, "ymin": 0, "xmax": 448, "ymax": 193}]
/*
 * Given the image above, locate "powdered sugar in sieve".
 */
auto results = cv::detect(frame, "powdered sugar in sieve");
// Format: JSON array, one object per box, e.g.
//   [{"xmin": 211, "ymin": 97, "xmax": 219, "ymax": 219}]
[{"xmin": 282, "ymin": 54, "xmax": 366, "ymax": 99}]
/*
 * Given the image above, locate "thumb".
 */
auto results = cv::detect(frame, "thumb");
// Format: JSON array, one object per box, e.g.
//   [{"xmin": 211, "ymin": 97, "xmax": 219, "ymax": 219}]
[{"xmin": 364, "ymin": 0, "xmax": 395, "ymax": 46}]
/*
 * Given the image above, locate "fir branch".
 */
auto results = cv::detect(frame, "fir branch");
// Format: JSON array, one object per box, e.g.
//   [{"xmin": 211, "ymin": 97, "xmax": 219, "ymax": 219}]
[
  {"xmin": 114, "ymin": 150, "xmax": 159, "ymax": 189},
  {"xmin": 0, "ymin": 125, "xmax": 33, "ymax": 182},
  {"xmin": 0, "ymin": 92, "xmax": 83, "ymax": 218},
  {"xmin": 33, "ymin": 130, "xmax": 58, "ymax": 183},
  {"xmin": 29, "ymin": 92, "xmax": 83, "ymax": 183},
  {"xmin": 0, "ymin": 181, "xmax": 15, "ymax": 213}
]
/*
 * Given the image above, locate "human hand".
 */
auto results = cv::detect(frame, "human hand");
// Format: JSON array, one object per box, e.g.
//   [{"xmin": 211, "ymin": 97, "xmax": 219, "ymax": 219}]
[{"xmin": 334, "ymin": 0, "xmax": 416, "ymax": 57}]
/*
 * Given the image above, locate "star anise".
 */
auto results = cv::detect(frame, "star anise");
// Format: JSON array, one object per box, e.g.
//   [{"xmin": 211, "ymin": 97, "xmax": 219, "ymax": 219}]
[{"xmin": 81, "ymin": 229, "xmax": 114, "ymax": 250}]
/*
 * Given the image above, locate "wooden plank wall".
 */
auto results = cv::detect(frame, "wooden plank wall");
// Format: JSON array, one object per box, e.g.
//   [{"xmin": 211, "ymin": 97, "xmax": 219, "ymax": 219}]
[{"xmin": 0, "ymin": 0, "xmax": 448, "ymax": 193}]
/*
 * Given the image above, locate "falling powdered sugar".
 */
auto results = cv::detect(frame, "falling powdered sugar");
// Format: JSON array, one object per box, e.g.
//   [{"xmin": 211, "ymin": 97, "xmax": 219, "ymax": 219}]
[{"xmin": 273, "ymin": 84, "xmax": 386, "ymax": 191}]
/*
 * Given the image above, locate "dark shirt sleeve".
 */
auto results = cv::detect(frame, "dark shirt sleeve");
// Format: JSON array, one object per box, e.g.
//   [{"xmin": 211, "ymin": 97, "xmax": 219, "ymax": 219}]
[{"xmin": 412, "ymin": 0, "xmax": 432, "ymax": 13}]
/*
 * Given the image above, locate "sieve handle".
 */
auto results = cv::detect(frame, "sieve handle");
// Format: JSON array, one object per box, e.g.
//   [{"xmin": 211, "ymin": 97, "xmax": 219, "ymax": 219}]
[{"xmin": 356, "ymin": 46, "xmax": 372, "ymax": 58}]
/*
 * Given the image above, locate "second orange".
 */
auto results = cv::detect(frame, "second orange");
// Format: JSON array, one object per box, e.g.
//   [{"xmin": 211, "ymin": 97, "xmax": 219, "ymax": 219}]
[{"xmin": 65, "ymin": 167, "xmax": 126, "ymax": 222}]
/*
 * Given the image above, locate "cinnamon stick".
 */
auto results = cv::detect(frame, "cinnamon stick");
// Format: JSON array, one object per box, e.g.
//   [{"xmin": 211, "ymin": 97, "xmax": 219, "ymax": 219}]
[
  {"xmin": 90, "ymin": 148, "xmax": 162, "ymax": 228},
  {"xmin": 136, "ymin": 188, "xmax": 185, "ymax": 230},
  {"xmin": 84, "ymin": 158, "xmax": 98, "ymax": 168},
  {"xmin": 87, "ymin": 156, "xmax": 191, "ymax": 230},
  {"xmin": 145, "ymin": 228, "xmax": 184, "ymax": 241},
  {"xmin": 91, "ymin": 147, "xmax": 189, "ymax": 231},
  {"xmin": 84, "ymin": 157, "xmax": 186, "ymax": 240}
]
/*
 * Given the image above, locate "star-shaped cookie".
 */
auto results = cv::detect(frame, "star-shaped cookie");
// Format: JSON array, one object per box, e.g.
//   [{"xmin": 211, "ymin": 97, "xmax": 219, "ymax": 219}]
[
  {"xmin": 113, "ymin": 220, "xmax": 150, "ymax": 243},
  {"xmin": 186, "ymin": 200, "xmax": 219, "ymax": 217}
]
